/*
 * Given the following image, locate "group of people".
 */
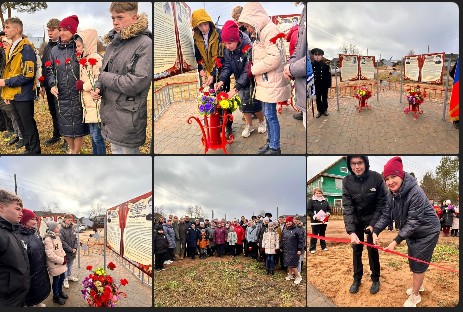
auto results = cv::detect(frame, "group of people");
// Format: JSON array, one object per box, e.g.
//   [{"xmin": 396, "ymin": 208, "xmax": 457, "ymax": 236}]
[
  {"xmin": 154, "ymin": 213, "xmax": 305, "ymax": 284},
  {"xmin": 0, "ymin": 189, "xmax": 79, "ymax": 307},
  {"xmin": 432, "ymin": 199, "xmax": 459, "ymax": 237},
  {"xmin": 191, "ymin": 2, "xmax": 307, "ymax": 154},
  {"xmin": 308, "ymin": 156, "xmax": 445, "ymax": 307},
  {"xmin": 0, "ymin": 2, "xmax": 152, "ymax": 154}
]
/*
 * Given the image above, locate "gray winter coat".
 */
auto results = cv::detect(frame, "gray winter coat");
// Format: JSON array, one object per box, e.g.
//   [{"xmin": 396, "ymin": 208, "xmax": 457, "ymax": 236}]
[
  {"xmin": 288, "ymin": 3, "xmax": 307, "ymax": 111},
  {"xmin": 95, "ymin": 14, "xmax": 153, "ymax": 148},
  {"xmin": 163, "ymin": 223, "xmax": 176, "ymax": 248},
  {"xmin": 373, "ymin": 173, "xmax": 441, "ymax": 244},
  {"xmin": 179, "ymin": 223, "xmax": 188, "ymax": 244},
  {"xmin": 59, "ymin": 223, "xmax": 78, "ymax": 261}
]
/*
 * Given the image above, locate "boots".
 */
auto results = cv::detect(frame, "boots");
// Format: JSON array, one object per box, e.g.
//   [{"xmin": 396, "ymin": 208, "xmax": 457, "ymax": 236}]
[
  {"xmin": 270, "ymin": 270, "xmax": 275, "ymax": 275},
  {"xmin": 53, "ymin": 296, "xmax": 66, "ymax": 305}
]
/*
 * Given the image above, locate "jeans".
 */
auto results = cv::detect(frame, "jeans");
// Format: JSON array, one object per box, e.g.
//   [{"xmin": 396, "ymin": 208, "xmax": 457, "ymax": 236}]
[
  {"xmin": 65, "ymin": 258, "xmax": 74, "ymax": 278},
  {"xmin": 266, "ymin": 254, "xmax": 275, "ymax": 271},
  {"xmin": 110, "ymin": 143, "xmax": 140, "ymax": 154},
  {"xmin": 88, "ymin": 123, "xmax": 106, "ymax": 154},
  {"xmin": 52, "ymin": 273, "xmax": 65, "ymax": 296},
  {"xmin": 263, "ymin": 102, "xmax": 280, "ymax": 149}
]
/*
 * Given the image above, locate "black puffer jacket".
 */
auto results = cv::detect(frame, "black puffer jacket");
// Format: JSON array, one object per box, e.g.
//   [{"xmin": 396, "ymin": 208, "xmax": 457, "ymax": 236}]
[
  {"xmin": 219, "ymin": 31, "xmax": 255, "ymax": 105},
  {"xmin": 374, "ymin": 173, "xmax": 441, "ymax": 244},
  {"xmin": 281, "ymin": 224, "xmax": 304, "ymax": 268},
  {"xmin": 153, "ymin": 225, "xmax": 169, "ymax": 254},
  {"xmin": 41, "ymin": 40, "xmax": 58, "ymax": 88},
  {"xmin": 18, "ymin": 226, "xmax": 51, "ymax": 306},
  {"xmin": 342, "ymin": 156, "xmax": 387, "ymax": 234},
  {"xmin": 441, "ymin": 205, "xmax": 455, "ymax": 227},
  {"xmin": 60, "ymin": 223, "xmax": 78, "ymax": 261},
  {"xmin": 307, "ymin": 197, "xmax": 331, "ymax": 223},
  {"xmin": 0, "ymin": 217, "xmax": 30, "ymax": 307},
  {"xmin": 46, "ymin": 39, "xmax": 88, "ymax": 137}
]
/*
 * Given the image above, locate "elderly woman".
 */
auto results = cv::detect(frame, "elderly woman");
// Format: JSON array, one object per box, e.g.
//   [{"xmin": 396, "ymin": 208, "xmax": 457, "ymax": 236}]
[
  {"xmin": 373, "ymin": 157, "xmax": 441, "ymax": 307},
  {"xmin": 281, "ymin": 216, "xmax": 304, "ymax": 284},
  {"xmin": 46, "ymin": 15, "xmax": 89, "ymax": 154},
  {"xmin": 307, "ymin": 187, "xmax": 331, "ymax": 254}
]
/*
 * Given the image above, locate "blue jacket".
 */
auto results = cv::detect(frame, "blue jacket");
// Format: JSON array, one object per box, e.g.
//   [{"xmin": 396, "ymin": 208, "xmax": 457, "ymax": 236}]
[{"xmin": 186, "ymin": 227, "xmax": 199, "ymax": 248}]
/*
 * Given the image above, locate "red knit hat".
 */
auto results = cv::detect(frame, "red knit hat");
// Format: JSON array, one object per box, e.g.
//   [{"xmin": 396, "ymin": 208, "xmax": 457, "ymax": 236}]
[
  {"xmin": 221, "ymin": 20, "xmax": 240, "ymax": 42},
  {"xmin": 59, "ymin": 15, "xmax": 79, "ymax": 35},
  {"xmin": 383, "ymin": 156, "xmax": 405, "ymax": 179},
  {"xmin": 285, "ymin": 216, "xmax": 294, "ymax": 223},
  {"xmin": 20, "ymin": 208, "xmax": 37, "ymax": 225}
]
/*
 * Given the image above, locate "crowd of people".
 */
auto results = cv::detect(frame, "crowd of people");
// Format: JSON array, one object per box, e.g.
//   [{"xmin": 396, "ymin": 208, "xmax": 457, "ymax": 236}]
[
  {"xmin": 0, "ymin": 189, "xmax": 80, "ymax": 307},
  {"xmin": 154, "ymin": 213, "xmax": 306, "ymax": 284},
  {"xmin": 191, "ymin": 2, "xmax": 307, "ymax": 154},
  {"xmin": 0, "ymin": 2, "xmax": 152, "ymax": 154}
]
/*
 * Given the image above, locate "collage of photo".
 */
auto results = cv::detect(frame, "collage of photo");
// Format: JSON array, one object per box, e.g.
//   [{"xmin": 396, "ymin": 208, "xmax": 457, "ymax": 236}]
[{"xmin": 0, "ymin": 0, "xmax": 459, "ymax": 310}]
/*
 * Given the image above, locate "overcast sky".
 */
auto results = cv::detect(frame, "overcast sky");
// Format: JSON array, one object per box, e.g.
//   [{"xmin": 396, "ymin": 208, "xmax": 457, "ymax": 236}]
[
  {"xmin": 7, "ymin": 2, "xmax": 152, "ymax": 38},
  {"xmin": 308, "ymin": 2, "xmax": 459, "ymax": 60},
  {"xmin": 307, "ymin": 156, "xmax": 453, "ymax": 184},
  {"xmin": 0, "ymin": 156, "xmax": 152, "ymax": 218},
  {"xmin": 154, "ymin": 156, "xmax": 306, "ymax": 220},
  {"xmin": 187, "ymin": 2, "xmax": 304, "ymax": 27}
]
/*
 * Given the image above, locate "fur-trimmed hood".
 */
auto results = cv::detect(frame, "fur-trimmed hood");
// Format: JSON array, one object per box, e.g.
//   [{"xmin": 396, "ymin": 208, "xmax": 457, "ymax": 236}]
[{"xmin": 103, "ymin": 13, "xmax": 152, "ymax": 44}]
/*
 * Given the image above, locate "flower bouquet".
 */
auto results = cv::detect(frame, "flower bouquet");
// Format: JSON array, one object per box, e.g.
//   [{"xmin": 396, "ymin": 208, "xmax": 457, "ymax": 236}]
[
  {"xmin": 353, "ymin": 85, "xmax": 372, "ymax": 112},
  {"xmin": 404, "ymin": 85, "xmax": 426, "ymax": 119},
  {"xmin": 81, "ymin": 262, "xmax": 128, "ymax": 307}
]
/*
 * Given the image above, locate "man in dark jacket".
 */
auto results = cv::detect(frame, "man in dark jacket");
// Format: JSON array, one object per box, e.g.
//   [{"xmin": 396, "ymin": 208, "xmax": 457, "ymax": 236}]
[
  {"xmin": 342, "ymin": 155, "xmax": 387, "ymax": 294},
  {"xmin": 40, "ymin": 18, "xmax": 61, "ymax": 146},
  {"xmin": 311, "ymin": 48, "xmax": 331, "ymax": 118},
  {"xmin": 178, "ymin": 217, "xmax": 188, "ymax": 259},
  {"xmin": 153, "ymin": 224, "xmax": 169, "ymax": 271},
  {"xmin": 0, "ymin": 189, "xmax": 30, "ymax": 307},
  {"xmin": 60, "ymin": 214, "xmax": 78, "ymax": 289}
]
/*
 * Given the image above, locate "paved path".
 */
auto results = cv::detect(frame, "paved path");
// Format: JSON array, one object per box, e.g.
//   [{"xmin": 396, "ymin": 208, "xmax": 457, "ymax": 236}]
[
  {"xmin": 154, "ymin": 100, "xmax": 306, "ymax": 154},
  {"xmin": 307, "ymin": 282, "xmax": 337, "ymax": 307},
  {"xmin": 308, "ymin": 90, "xmax": 458, "ymax": 154}
]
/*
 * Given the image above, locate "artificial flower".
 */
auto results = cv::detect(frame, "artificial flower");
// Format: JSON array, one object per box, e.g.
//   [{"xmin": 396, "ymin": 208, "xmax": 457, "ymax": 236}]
[
  {"xmin": 55, "ymin": 59, "xmax": 61, "ymax": 65},
  {"xmin": 107, "ymin": 262, "xmax": 116, "ymax": 270},
  {"xmin": 88, "ymin": 58, "xmax": 98, "ymax": 66},
  {"xmin": 86, "ymin": 266, "xmax": 93, "ymax": 271},
  {"xmin": 242, "ymin": 44, "xmax": 251, "ymax": 54},
  {"xmin": 65, "ymin": 57, "xmax": 71, "ymax": 64},
  {"xmin": 44, "ymin": 61, "xmax": 52, "ymax": 67},
  {"xmin": 79, "ymin": 58, "xmax": 88, "ymax": 66},
  {"xmin": 38, "ymin": 75, "xmax": 45, "ymax": 83}
]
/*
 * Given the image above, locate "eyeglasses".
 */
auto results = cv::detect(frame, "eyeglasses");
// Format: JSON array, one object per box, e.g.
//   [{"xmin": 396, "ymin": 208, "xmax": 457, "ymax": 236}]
[{"xmin": 350, "ymin": 161, "xmax": 364, "ymax": 167}]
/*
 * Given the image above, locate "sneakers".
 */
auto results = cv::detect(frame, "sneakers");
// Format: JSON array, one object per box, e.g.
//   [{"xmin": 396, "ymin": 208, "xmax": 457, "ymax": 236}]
[
  {"xmin": 242, "ymin": 125, "xmax": 254, "ymax": 138},
  {"xmin": 294, "ymin": 276, "xmax": 303, "ymax": 285},
  {"xmin": 265, "ymin": 147, "xmax": 281, "ymax": 155},
  {"xmin": 310, "ymin": 250, "xmax": 316, "ymax": 254},
  {"xmin": 406, "ymin": 286, "xmax": 425, "ymax": 296},
  {"xmin": 34, "ymin": 303, "xmax": 47, "ymax": 307},
  {"xmin": 15, "ymin": 139, "xmax": 24, "ymax": 149},
  {"xmin": 285, "ymin": 274, "xmax": 294, "ymax": 281},
  {"xmin": 323, "ymin": 248, "xmax": 329, "ymax": 251},
  {"xmin": 69, "ymin": 276, "xmax": 79, "ymax": 282},
  {"xmin": 63, "ymin": 279, "xmax": 69, "ymax": 289},
  {"xmin": 164, "ymin": 260, "xmax": 173, "ymax": 265},
  {"xmin": 257, "ymin": 121, "xmax": 267, "ymax": 133},
  {"xmin": 44, "ymin": 136, "xmax": 61, "ymax": 146},
  {"xmin": 403, "ymin": 293, "xmax": 422, "ymax": 307}
]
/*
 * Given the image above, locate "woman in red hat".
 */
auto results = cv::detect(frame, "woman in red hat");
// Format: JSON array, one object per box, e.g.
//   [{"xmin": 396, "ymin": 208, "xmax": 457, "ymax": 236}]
[
  {"xmin": 281, "ymin": 216, "xmax": 304, "ymax": 284},
  {"xmin": 372, "ymin": 156, "xmax": 441, "ymax": 307}
]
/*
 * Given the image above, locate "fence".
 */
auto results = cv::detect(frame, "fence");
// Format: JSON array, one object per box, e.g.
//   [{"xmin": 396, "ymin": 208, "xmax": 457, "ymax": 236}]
[{"xmin": 154, "ymin": 81, "xmax": 198, "ymax": 121}]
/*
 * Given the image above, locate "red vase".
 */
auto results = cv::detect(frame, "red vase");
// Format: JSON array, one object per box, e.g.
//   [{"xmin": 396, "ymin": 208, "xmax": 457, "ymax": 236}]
[{"xmin": 209, "ymin": 112, "xmax": 221, "ymax": 145}]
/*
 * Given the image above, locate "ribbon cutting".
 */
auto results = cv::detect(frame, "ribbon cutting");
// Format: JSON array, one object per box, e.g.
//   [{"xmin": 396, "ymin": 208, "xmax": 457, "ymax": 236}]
[{"xmin": 307, "ymin": 233, "xmax": 459, "ymax": 275}]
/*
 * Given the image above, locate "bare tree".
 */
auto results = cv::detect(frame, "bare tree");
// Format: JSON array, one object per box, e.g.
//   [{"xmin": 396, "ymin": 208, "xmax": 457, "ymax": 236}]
[
  {"xmin": 339, "ymin": 42, "xmax": 359, "ymax": 55},
  {"xmin": 185, "ymin": 205, "xmax": 194, "ymax": 217},
  {"xmin": 408, "ymin": 49, "xmax": 415, "ymax": 56},
  {"xmin": 43, "ymin": 201, "xmax": 58, "ymax": 213},
  {"xmin": 193, "ymin": 205, "xmax": 204, "ymax": 219},
  {"xmin": 1, "ymin": 2, "xmax": 48, "ymax": 28},
  {"xmin": 88, "ymin": 203, "xmax": 105, "ymax": 219},
  {"xmin": 153, "ymin": 205, "xmax": 165, "ymax": 217}
]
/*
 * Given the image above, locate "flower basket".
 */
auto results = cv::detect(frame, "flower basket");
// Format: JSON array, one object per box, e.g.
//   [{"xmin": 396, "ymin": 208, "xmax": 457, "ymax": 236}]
[
  {"xmin": 404, "ymin": 85, "xmax": 426, "ymax": 119},
  {"xmin": 188, "ymin": 90, "xmax": 240, "ymax": 154},
  {"xmin": 353, "ymin": 85, "xmax": 372, "ymax": 112}
]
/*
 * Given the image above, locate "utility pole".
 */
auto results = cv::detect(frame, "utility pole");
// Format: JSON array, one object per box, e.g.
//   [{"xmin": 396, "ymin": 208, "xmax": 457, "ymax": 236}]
[
  {"xmin": 276, "ymin": 206, "xmax": 279, "ymax": 218},
  {"xmin": 427, "ymin": 45, "xmax": 429, "ymax": 54},
  {"xmin": 14, "ymin": 174, "xmax": 17, "ymax": 195}
]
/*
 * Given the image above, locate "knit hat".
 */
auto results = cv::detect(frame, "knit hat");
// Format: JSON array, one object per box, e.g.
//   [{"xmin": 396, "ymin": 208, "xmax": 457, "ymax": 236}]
[
  {"xmin": 20, "ymin": 208, "xmax": 37, "ymax": 225},
  {"xmin": 383, "ymin": 156, "xmax": 405, "ymax": 179},
  {"xmin": 285, "ymin": 216, "xmax": 294, "ymax": 223},
  {"xmin": 46, "ymin": 220, "xmax": 59, "ymax": 232},
  {"xmin": 59, "ymin": 15, "xmax": 79, "ymax": 35},
  {"xmin": 221, "ymin": 20, "xmax": 240, "ymax": 42}
]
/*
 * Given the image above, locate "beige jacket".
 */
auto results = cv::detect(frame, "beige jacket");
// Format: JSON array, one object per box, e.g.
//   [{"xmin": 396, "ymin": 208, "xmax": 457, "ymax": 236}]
[
  {"xmin": 78, "ymin": 29, "xmax": 103, "ymax": 123},
  {"xmin": 262, "ymin": 230, "xmax": 279, "ymax": 254},
  {"xmin": 43, "ymin": 231, "xmax": 67, "ymax": 277},
  {"xmin": 239, "ymin": 3, "xmax": 291, "ymax": 103}
]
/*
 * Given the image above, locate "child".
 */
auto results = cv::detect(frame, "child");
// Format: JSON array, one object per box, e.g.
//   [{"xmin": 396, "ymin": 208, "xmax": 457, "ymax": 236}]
[
  {"xmin": 214, "ymin": 20, "xmax": 266, "ymax": 138},
  {"xmin": 227, "ymin": 225, "xmax": 237, "ymax": 256},
  {"xmin": 154, "ymin": 224, "xmax": 169, "ymax": 271},
  {"xmin": 198, "ymin": 229, "xmax": 209, "ymax": 259},
  {"xmin": 262, "ymin": 223, "xmax": 279, "ymax": 275},
  {"xmin": 43, "ymin": 221, "xmax": 68, "ymax": 305}
]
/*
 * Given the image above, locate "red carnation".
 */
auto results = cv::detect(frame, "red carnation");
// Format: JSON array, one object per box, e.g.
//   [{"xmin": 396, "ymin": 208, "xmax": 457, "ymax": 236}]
[
  {"xmin": 120, "ymin": 278, "xmax": 128, "ymax": 286},
  {"xmin": 79, "ymin": 58, "xmax": 88, "ymax": 66},
  {"xmin": 86, "ymin": 265, "xmax": 93, "ymax": 271},
  {"xmin": 199, "ymin": 87, "xmax": 204, "ymax": 92},
  {"xmin": 75, "ymin": 79, "xmax": 84, "ymax": 91},
  {"xmin": 99, "ymin": 275, "xmax": 105, "ymax": 283},
  {"xmin": 242, "ymin": 44, "xmax": 251, "ymax": 54},
  {"xmin": 76, "ymin": 51, "xmax": 82, "ymax": 58},
  {"xmin": 88, "ymin": 58, "xmax": 98, "ymax": 66},
  {"xmin": 107, "ymin": 262, "xmax": 116, "ymax": 270},
  {"xmin": 45, "ymin": 61, "xmax": 52, "ymax": 67},
  {"xmin": 65, "ymin": 57, "xmax": 71, "ymax": 64},
  {"xmin": 105, "ymin": 276, "xmax": 113, "ymax": 284},
  {"xmin": 269, "ymin": 32, "xmax": 286, "ymax": 44},
  {"xmin": 38, "ymin": 75, "xmax": 45, "ymax": 83},
  {"xmin": 55, "ymin": 59, "xmax": 61, "ymax": 65},
  {"xmin": 204, "ymin": 92, "xmax": 209, "ymax": 96},
  {"xmin": 214, "ymin": 58, "xmax": 222, "ymax": 69},
  {"xmin": 217, "ymin": 91, "xmax": 229, "ymax": 101},
  {"xmin": 92, "ymin": 275, "xmax": 98, "ymax": 281}
]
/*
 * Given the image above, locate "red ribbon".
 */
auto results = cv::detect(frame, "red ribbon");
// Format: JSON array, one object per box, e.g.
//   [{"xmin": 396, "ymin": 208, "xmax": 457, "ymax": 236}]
[{"xmin": 307, "ymin": 233, "xmax": 459, "ymax": 274}]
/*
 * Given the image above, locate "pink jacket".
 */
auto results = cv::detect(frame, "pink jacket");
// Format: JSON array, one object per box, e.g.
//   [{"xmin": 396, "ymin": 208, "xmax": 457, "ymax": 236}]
[{"xmin": 43, "ymin": 231, "xmax": 67, "ymax": 277}]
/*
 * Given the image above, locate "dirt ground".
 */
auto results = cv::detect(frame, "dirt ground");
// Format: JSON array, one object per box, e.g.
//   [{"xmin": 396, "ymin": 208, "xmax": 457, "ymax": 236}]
[
  {"xmin": 308, "ymin": 217, "xmax": 459, "ymax": 307},
  {"xmin": 154, "ymin": 254, "xmax": 306, "ymax": 307}
]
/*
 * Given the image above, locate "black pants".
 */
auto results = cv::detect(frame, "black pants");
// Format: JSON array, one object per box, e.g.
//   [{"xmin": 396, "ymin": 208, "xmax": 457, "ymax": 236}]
[
  {"xmin": 216, "ymin": 243, "xmax": 225, "ymax": 257},
  {"xmin": 45, "ymin": 87, "xmax": 60, "ymax": 138},
  {"xmin": 168, "ymin": 248, "xmax": 175, "ymax": 261},
  {"xmin": 1, "ymin": 110, "xmax": 13, "ymax": 132},
  {"xmin": 236, "ymin": 243, "xmax": 243, "ymax": 256},
  {"xmin": 352, "ymin": 224, "xmax": 380, "ymax": 282},
  {"xmin": 248, "ymin": 241, "xmax": 258, "ymax": 259},
  {"xmin": 11, "ymin": 100, "xmax": 41, "ymax": 154},
  {"xmin": 188, "ymin": 246, "xmax": 196, "ymax": 259},
  {"xmin": 310, "ymin": 224, "xmax": 327, "ymax": 251},
  {"xmin": 155, "ymin": 252, "xmax": 165, "ymax": 270},
  {"xmin": 315, "ymin": 84, "xmax": 329, "ymax": 113},
  {"xmin": 0, "ymin": 110, "xmax": 7, "ymax": 130}
]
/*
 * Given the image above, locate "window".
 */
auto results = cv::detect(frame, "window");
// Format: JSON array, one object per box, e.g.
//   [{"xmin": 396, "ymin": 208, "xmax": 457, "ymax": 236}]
[
  {"xmin": 335, "ymin": 178, "xmax": 342, "ymax": 190},
  {"xmin": 340, "ymin": 167, "xmax": 348, "ymax": 173}
]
